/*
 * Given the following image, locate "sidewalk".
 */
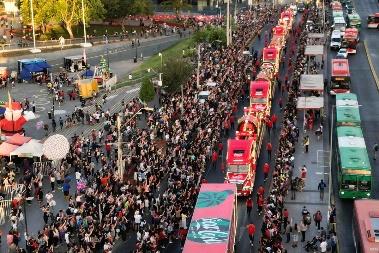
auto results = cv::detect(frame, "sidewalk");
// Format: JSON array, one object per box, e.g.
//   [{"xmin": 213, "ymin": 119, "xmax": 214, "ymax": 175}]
[{"xmin": 282, "ymin": 117, "xmax": 329, "ymax": 252}]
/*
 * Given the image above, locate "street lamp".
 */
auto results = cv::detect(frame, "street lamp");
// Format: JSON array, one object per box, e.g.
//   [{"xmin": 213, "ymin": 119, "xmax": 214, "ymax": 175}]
[
  {"xmin": 80, "ymin": 0, "xmax": 92, "ymax": 48},
  {"xmin": 134, "ymin": 39, "xmax": 138, "ymax": 63},
  {"xmin": 29, "ymin": 0, "xmax": 40, "ymax": 53}
]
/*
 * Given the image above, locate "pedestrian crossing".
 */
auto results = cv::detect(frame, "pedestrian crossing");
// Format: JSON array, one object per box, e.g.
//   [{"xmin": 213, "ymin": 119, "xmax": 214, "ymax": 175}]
[{"xmin": 45, "ymin": 84, "xmax": 141, "ymax": 139}]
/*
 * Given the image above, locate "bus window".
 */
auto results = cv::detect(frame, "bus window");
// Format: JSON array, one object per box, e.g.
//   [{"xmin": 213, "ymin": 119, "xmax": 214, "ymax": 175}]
[
  {"xmin": 358, "ymin": 178, "xmax": 371, "ymax": 191},
  {"xmin": 341, "ymin": 177, "xmax": 357, "ymax": 190}
]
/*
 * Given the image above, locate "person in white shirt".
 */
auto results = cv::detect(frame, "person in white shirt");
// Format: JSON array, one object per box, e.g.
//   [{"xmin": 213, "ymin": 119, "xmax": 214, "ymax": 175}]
[{"xmin": 320, "ymin": 239, "xmax": 327, "ymax": 252}]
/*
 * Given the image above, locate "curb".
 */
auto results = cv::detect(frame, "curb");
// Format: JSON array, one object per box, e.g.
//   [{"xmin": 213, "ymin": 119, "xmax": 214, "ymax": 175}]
[{"xmin": 363, "ymin": 40, "xmax": 379, "ymax": 90}]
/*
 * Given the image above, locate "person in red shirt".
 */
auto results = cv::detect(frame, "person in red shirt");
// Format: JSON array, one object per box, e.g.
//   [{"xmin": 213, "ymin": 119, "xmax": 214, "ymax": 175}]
[
  {"xmin": 266, "ymin": 142, "xmax": 272, "ymax": 160},
  {"xmin": 218, "ymin": 142, "xmax": 223, "ymax": 156},
  {"xmin": 263, "ymin": 163, "xmax": 270, "ymax": 182},
  {"xmin": 257, "ymin": 185, "xmax": 265, "ymax": 198},
  {"xmin": 271, "ymin": 114, "xmax": 278, "ymax": 129},
  {"xmin": 246, "ymin": 198, "xmax": 253, "ymax": 216},
  {"xmin": 283, "ymin": 208, "xmax": 289, "ymax": 231},
  {"xmin": 246, "ymin": 223, "xmax": 256, "ymax": 246},
  {"xmin": 178, "ymin": 227, "xmax": 188, "ymax": 248},
  {"xmin": 212, "ymin": 151, "xmax": 218, "ymax": 169},
  {"xmin": 265, "ymin": 118, "xmax": 273, "ymax": 137}
]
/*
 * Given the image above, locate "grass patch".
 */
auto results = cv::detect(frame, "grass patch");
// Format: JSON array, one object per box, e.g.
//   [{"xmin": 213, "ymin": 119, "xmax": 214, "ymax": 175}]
[
  {"xmin": 134, "ymin": 37, "xmax": 195, "ymax": 73},
  {"xmin": 114, "ymin": 37, "xmax": 195, "ymax": 89}
]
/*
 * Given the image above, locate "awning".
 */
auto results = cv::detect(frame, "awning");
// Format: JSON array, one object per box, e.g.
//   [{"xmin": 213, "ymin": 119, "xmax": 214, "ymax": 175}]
[
  {"xmin": 308, "ymin": 33, "xmax": 325, "ymax": 39},
  {"xmin": 36, "ymin": 61, "xmax": 51, "ymax": 69},
  {"xmin": 82, "ymin": 69, "xmax": 94, "ymax": 78},
  {"xmin": 10, "ymin": 139, "xmax": 43, "ymax": 158},
  {"xmin": 297, "ymin": 96, "xmax": 324, "ymax": 109},
  {"xmin": 7, "ymin": 133, "xmax": 32, "ymax": 146},
  {"xmin": 0, "ymin": 142, "xmax": 19, "ymax": 156},
  {"xmin": 300, "ymin": 74, "xmax": 324, "ymax": 91},
  {"xmin": 304, "ymin": 45, "xmax": 324, "ymax": 56},
  {"xmin": 23, "ymin": 63, "xmax": 43, "ymax": 73}
]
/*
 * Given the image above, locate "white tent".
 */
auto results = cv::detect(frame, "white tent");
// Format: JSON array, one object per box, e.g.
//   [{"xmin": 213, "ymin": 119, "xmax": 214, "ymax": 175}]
[
  {"xmin": 300, "ymin": 74, "xmax": 324, "ymax": 91},
  {"xmin": 304, "ymin": 45, "xmax": 324, "ymax": 56},
  {"xmin": 297, "ymin": 96, "xmax": 324, "ymax": 109},
  {"xmin": 10, "ymin": 139, "xmax": 43, "ymax": 159}
]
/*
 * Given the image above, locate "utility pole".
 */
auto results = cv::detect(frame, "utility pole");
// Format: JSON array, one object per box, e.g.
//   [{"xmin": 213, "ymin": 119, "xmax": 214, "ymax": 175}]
[
  {"xmin": 226, "ymin": 0, "xmax": 230, "ymax": 46},
  {"xmin": 117, "ymin": 116, "xmax": 124, "ymax": 180},
  {"xmin": 196, "ymin": 44, "xmax": 201, "ymax": 88}
]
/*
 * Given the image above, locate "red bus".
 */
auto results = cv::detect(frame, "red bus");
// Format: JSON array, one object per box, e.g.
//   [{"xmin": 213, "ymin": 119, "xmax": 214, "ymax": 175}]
[
  {"xmin": 353, "ymin": 200, "xmax": 379, "ymax": 253},
  {"xmin": 183, "ymin": 183, "xmax": 237, "ymax": 253},
  {"xmin": 367, "ymin": 13, "xmax": 379, "ymax": 29},
  {"xmin": 330, "ymin": 59, "xmax": 351, "ymax": 94}
]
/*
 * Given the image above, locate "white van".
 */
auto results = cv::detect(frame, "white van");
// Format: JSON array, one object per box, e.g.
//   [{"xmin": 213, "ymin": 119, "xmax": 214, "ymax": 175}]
[
  {"xmin": 330, "ymin": 30, "xmax": 342, "ymax": 50},
  {"xmin": 333, "ymin": 17, "xmax": 347, "ymax": 35}
]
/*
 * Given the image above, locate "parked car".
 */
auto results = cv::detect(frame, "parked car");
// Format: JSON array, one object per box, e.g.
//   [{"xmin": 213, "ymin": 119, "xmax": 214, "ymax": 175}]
[{"xmin": 336, "ymin": 48, "xmax": 349, "ymax": 58}]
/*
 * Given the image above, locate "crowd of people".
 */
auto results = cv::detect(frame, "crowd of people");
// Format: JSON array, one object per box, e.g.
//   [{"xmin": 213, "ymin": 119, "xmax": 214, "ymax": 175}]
[{"xmin": 1, "ymin": 5, "xmax": 280, "ymax": 253}]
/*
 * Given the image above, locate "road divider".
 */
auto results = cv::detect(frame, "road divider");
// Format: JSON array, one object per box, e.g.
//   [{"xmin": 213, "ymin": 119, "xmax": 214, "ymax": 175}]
[{"xmin": 363, "ymin": 40, "xmax": 379, "ymax": 90}]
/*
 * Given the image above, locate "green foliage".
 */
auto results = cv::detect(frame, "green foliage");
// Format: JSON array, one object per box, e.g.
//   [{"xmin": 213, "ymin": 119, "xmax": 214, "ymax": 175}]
[
  {"xmin": 19, "ymin": 0, "xmax": 105, "ymax": 38},
  {"xmin": 139, "ymin": 78, "xmax": 156, "ymax": 103},
  {"xmin": 161, "ymin": 0, "xmax": 191, "ymax": 15},
  {"xmin": 193, "ymin": 25, "xmax": 227, "ymax": 46},
  {"xmin": 162, "ymin": 57, "xmax": 193, "ymax": 94},
  {"xmin": 102, "ymin": 0, "xmax": 153, "ymax": 19}
]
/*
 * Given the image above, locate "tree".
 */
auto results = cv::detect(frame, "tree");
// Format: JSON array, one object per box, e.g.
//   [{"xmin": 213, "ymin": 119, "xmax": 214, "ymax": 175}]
[
  {"xmin": 54, "ymin": 0, "xmax": 105, "ymax": 38},
  {"xmin": 19, "ymin": 0, "xmax": 55, "ymax": 34},
  {"xmin": 19, "ymin": 0, "xmax": 105, "ymax": 38},
  {"xmin": 139, "ymin": 78, "xmax": 156, "ymax": 103},
  {"xmin": 161, "ymin": 0, "xmax": 191, "ymax": 16},
  {"xmin": 193, "ymin": 25, "xmax": 227, "ymax": 46},
  {"xmin": 162, "ymin": 57, "xmax": 193, "ymax": 94}
]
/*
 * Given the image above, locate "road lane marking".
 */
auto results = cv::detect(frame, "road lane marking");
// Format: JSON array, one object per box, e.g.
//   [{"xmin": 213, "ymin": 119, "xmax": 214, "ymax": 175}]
[{"xmin": 363, "ymin": 40, "xmax": 379, "ymax": 90}]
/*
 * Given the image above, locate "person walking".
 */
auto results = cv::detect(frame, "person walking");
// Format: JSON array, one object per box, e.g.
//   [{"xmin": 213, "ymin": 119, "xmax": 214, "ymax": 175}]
[
  {"xmin": 285, "ymin": 221, "xmax": 291, "ymax": 243},
  {"xmin": 291, "ymin": 223, "xmax": 300, "ymax": 248},
  {"xmin": 271, "ymin": 114, "xmax": 278, "ymax": 129},
  {"xmin": 303, "ymin": 135, "xmax": 310, "ymax": 153},
  {"xmin": 318, "ymin": 179, "xmax": 327, "ymax": 200},
  {"xmin": 59, "ymin": 117, "xmax": 64, "ymax": 130},
  {"xmin": 313, "ymin": 210, "xmax": 323, "ymax": 230},
  {"xmin": 246, "ymin": 223, "xmax": 256, "ymax": 246},
  {"xmin": 263, "ymin": 162, "xmax": 270, "ymax": 182},
  {"xmin": 290, "ymin": 178, "xmax": 296, "ymax": 200},
  {"xmin": 257, "ymin": 194, "xmax": 264, "ymax": 215},
  {"xmin": 212, "ymin": 150, "xmax": 218, "ymax": 169},
  {"xmin": 246, "ymin": 198, "xmax": 253, "ymax": 217},
  {"xmin": 300, "ymin": 220, "xmax": 308, "ymax": 242},
  {"xmin": 266, "ymin": 142, "xmax": 272, "ymax": 160},
  {"xmin": 282, "ymin": 208, "xmax": 289, "ymax": 231},
  {"xmin": 373, "ymin": 143, "xmax": 379, "ymax": 160}
]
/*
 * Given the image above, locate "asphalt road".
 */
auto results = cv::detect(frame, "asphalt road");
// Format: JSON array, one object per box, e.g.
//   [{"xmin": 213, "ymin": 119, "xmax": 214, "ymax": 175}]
[{"xmin": 329, "ymin": 0, "xmax": 379, "ymax": 252}]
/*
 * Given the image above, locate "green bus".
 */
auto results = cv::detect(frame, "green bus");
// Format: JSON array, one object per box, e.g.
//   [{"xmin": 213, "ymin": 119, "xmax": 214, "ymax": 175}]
[
  {"xmin": 336, "ymin": 126, "xmax": 371, "ymax": 199},
  {"xmin": 336, "ymin": 93, "xmax": 360, "ymax": 126},
  {"xmin": 347, "ymin": 13, "xmax": 362, "ymax": 28}
]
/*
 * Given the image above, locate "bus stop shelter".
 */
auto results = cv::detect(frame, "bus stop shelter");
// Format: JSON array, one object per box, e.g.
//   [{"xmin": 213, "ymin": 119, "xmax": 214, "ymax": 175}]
[
  {"xmin": 300, "ymin": 74, "xmax": 324, "ymax": 92},
  {"xmin": 297, "ymin": 96, "xmax": 324, "ymax": 130},
  {"xmin": 307, "ymin": 33, "xmax": 325, "ymax": 45}
]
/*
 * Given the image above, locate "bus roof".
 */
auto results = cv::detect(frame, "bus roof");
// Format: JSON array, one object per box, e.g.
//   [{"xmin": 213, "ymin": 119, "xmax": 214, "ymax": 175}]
[
  {"xmin": 227, "ymin": 139, "xmax": 253, "ymax": 164},
  {"xmin": 354, "ymin": 200, "xmax": 379, "ymax": 250},
  {"xmin": 183, "ymin": 183, "xmax": 236, "ymax": 253},
  {"xmin": 331, "ymin": 59, "xmax": 350, "ymax": 77},
  {"xmin": 336, "ymin": 106, "xmax": 361, "ymax": 125},
  {"xmin": 348, "ymin": 13, "xmax": 361, "ymax": 20},
  {"xmin": 336, "ymin": 93, "xmax": 358, "ymax": 107},
  {"xmin": 337, "ymin": 126, "xmax": 370, "ymax": 170},
  {"xmin": 344, "ymin": 28, "xmax": 358, "ymax": 38},
  {"xmin": 272, "ymin": 26, "xmax": 285, "ymax": 36},
  {"xmin": 263, "ymin": 47, "xmax": 279, "ymax": 62}
]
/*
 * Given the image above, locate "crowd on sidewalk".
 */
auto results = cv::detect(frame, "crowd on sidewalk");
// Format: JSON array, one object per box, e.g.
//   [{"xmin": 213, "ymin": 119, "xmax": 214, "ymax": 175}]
[
  {"xmin": 258, "ymin": 7, "xmax": 337, "ymax": 253},
  {"xmin": 1, "ymin": 6, "xmax": 280, "ymax": 253}
]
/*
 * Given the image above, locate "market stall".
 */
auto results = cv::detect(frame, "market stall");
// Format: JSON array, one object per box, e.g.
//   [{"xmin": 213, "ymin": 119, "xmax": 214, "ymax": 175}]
[
  {"xmin": 10, "ymin": 139, "xmax": 43, "ymax": 159},
  {"xmin": 17, "ymin": 58, "xmax": 51, "ymax": 81},
  {"xmin": 300, "ymin": 74, "xmax": 324, "ymax": 93}
]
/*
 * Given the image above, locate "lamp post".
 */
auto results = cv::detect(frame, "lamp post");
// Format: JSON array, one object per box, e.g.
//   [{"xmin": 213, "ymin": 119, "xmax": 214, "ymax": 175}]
[
  {"xmin": 80, "ymin": 0, "xmax": 92, "ymax": 48},
  {"xmin": 226, "ymin": 0, "xmax": 230, "ymax": 46},
  {"xmin": 29, "ymin": 0, "xmax": 40, "ymax": 53},
  {"xmin": 135, "ymin": 39, "xmax": 138, "ymax": 63}
]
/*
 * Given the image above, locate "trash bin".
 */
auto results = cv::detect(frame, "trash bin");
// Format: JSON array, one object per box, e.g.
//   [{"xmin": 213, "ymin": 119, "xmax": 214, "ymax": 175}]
[{"xmin": 48, "ymin": 111, "xmax": 52, "ymax": 119}]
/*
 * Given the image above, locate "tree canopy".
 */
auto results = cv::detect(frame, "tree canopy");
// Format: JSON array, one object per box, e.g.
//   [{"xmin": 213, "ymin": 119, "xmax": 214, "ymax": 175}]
[
  {"xmin": 103, "ymin": 0, "xmax": 153, "ymax": 19},
  {"xmin": 139, "ymin": 78, "xmax": 156, "ymax": 103},
  {"xmin": 161, "ymin": 0, "xmax": 191, "ymax": 15},
  {"xmin": 162, "ymin": 57, "xmax": 193, "ymax": 94},
  {"xmin": 193, "ymin": 25, "xmax": 227, "ymax": 46}
]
